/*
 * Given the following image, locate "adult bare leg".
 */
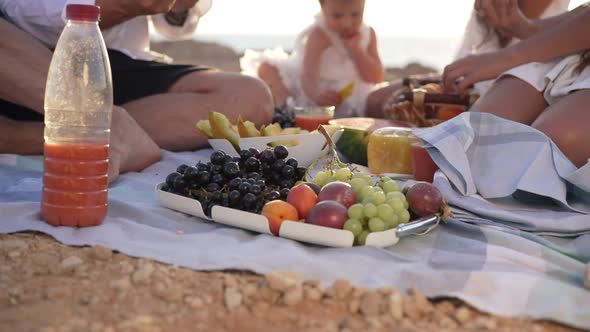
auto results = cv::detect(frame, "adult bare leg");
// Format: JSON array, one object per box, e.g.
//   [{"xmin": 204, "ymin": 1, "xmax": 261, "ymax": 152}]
[
  {"xmin": 108, "ymin": 106, "xmax": 161, "ymax": 182},
  {"xmin": 257, "ymin": 62, "xmax": 290, "ymax": 107},
  {"xmin": 0, "ymin": 116, "xmax": 43, "ymax": 155},
  {"xmin": 0, "ymin": 19, "xmax": 50, "ymax": 113},
  {"xmin": 123, "ymin": 71, "xmax": 274, "ymax": 151},
  {"xmin": 470, "ymin": 76, "xmax": 547, "ymax": 124},
  {"xmin": 532, "ymin": 89, "xmax": 590, "ymax": 167},
  {"xmin": 365, "ymin": 80, "xmax": 402, "ymax": 118},
  {"xmin": 0, "ymin": 108, "xmax": 161, "ymax": 183}
]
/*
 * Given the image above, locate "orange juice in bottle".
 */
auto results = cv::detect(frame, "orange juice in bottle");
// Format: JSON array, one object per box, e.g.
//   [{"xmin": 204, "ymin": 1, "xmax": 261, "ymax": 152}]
[
  {"xmin": 42, "ymin": 143, "xmax": 109, "ymax": 226},
  {"xmin": 42, "ymin": 4, "xmax": 112, "ymax": 227}
]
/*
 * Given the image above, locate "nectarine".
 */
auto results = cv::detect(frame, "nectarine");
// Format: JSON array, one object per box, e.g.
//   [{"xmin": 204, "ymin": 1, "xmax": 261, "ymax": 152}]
[
  {"xmin": 287, "ymin": 184, "xmax": 318, "ymax": 219},
  {"xmin": 261, "ymin": 200, "xmax": 300, "ymax": 235},
  {"xmin": 307, "ymin": 200, "xmax": 348, "ymax": 229}
]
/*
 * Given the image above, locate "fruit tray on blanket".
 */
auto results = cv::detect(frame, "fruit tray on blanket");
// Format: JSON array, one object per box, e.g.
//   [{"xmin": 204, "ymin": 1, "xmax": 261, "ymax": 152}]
[
  {"xmin": 156, "ymin": 183, "xmax": 440, "ymax": 248},
  {"xmin": 209, "ymin": 131, "xmax": 340, "ymax": 168}
]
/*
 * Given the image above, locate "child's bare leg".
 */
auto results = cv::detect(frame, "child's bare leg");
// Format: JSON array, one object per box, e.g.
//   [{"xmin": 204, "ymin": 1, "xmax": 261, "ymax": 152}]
[
  {"xmin": 532, "ymin": 89, "xmax": 590, "ymax": 167},
  {"xmin": 258, "ymin": 62, "xmax": 289, "ymax": 107},
  {"xmin": 470, "ymin": 76, "xmax": 547, "ymax": 124}
]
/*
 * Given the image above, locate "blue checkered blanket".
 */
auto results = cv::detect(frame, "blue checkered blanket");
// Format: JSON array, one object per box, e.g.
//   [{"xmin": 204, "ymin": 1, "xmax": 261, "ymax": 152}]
[{"xmin": 1, "ymin": 113, "xmax": 589, "ymax": 329}]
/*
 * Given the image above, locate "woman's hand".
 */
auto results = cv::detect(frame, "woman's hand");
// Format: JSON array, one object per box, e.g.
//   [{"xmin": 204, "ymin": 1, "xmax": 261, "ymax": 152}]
[
  {"xmin": 442, "ymin": 49, "xmax": 516, "ymax": 94},
  {"xmin": 313, "ymin": 90, "xmax": 343, "ymax": 107},
  {"xmin": 170, "ymin": 0, "xmax": 199, "ymax": 13},
  {"xmin": 474, "ymin": 0, "xmax": 534, "ymax": 39}
]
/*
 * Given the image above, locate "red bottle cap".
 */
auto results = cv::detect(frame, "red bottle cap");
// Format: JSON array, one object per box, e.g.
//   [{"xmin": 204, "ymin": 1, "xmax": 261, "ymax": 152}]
[{"xmin": 66, "ymin": 4, "xmax": 100, "ymax": 22}]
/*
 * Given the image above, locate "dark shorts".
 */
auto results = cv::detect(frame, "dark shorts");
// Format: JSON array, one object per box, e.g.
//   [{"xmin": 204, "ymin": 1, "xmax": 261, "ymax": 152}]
[{"xmin": 0, "ymin": 49, "xmax": 208, "ymax": 121}]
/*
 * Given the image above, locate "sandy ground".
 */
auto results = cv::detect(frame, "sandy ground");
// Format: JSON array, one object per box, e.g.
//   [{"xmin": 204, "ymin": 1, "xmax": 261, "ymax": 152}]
[
  {"xmin": 0, "ymin": 233, "xmax": 579, "ymax": 332},
  {"xmin": 0, "ymin": 40, "xmax": 582, "ymax": 331}
]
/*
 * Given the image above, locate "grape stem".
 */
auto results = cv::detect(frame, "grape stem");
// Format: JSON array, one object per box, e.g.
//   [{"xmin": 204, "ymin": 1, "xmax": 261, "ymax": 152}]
[
  {"xmin": 441, "ymin": 198, "xmax": 453, "ymax": 222},
  {"xmin": 304, "ymin": 126, "xmax": 350, "ymax": 181},
  {"xmin": 318, "ymin": 125, "xmax": 348, "ymax": 169}
]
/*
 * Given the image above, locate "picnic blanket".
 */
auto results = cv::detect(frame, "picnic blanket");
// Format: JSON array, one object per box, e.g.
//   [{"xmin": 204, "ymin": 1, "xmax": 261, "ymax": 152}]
[{"xmin": 1, "ymin": 113, "xmax": 590, "ymax": 329}]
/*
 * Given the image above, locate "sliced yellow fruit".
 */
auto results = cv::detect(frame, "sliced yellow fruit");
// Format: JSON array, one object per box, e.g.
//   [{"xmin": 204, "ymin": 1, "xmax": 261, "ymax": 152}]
[
  {"xmin": 237, "ymin": 115, "xmax": 261, "ymax": 137},
  {"xmin": 196, "ymin": 120, "xmax": 214, "ymax": 138},
  {"xmin": 209, "ymin": 111, "xmax": 240, "ymax": 152},
  {"xmin": 279, "ymin": 127, "xmax": 301, "ymax": 135},
  {"xmin": 261, "ymin": 123, "xmax": 282, "ymax": 136},
  {"xmin": 339, "ymin": 81, "xmax": 356, "ymax": 101}
]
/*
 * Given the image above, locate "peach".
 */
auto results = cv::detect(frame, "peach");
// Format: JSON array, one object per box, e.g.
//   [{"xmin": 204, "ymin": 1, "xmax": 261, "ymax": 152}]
[
  {"xmin": 261, "ymin": 200, "xmax": 300, "ymax": 235},
  {"xmin": 287, "ymin": 184, "xmax": 319, "ymax": 220}
]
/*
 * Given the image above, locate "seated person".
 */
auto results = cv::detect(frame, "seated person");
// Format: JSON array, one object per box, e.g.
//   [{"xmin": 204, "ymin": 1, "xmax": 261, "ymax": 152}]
[
  {"xmin": 0, "ymin": 17, "xmax": 161, "ymax": 182},
  {"xmin": 365, "ymin": 0, "xmax": 570, "ymax": 118},
  {"xmin": 442, "ymin": 1, "xmax": 590, "ymax": 167},
  {"xmin": 240, "ymin": 0, "xmax": 384, "ymax": 118},
  {"xmin": 0, "ymin": 0, "xmax": 274, "ymax": 151}
]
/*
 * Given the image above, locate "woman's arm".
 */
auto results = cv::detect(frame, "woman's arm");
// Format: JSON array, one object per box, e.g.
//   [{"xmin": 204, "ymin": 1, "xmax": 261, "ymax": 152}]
[
  {"xmin": 443, "ymin": 3, "xmax": 590, "ymax": 93},
  {"xmin": 346, "ymin": 27, "xmax": 384, "ymax": 83},
  {"xmin": 301, "ymin": 27, "xmax": 342, "ymax": 106},
  {"xmin": 518, "ymin": 0, "xmax": 553, "ymax": 19},
  {"xmin": 478, "ymin": 0, "xmax": 588, "ymax": 40}
]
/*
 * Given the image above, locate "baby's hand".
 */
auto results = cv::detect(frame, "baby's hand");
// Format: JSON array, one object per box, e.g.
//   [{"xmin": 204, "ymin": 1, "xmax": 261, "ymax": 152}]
[
  {"xmin": 315, "ymin": 90, "xmax": 343, "ymax": 107},
  {"xmin": 342, "ymin": 33, "xmax": 363, "ymax": 52}
]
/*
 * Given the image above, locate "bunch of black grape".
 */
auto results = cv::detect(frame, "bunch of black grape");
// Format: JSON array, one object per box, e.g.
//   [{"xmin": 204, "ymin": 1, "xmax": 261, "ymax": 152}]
[
  {"xmin": 162, "ymin": 145, "xmax": 307, "ymax": 216},
  {"xmin": 272, "ymin": 106, "xmax": 295, "ymax": 128}
]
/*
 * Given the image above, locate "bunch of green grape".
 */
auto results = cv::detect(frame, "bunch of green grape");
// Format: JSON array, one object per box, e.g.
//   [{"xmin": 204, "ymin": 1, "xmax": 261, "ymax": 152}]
[
  {"xmin": 310, "ymin": 167, "xmax": 353, "ymax": 186},
  {"xmin": 343, "ymin": 174, "xmax": 410, "ymax": 245}
]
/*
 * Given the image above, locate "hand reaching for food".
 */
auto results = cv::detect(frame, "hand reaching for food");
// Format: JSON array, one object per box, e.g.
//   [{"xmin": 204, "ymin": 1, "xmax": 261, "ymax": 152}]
[{"xmin": 314, "ymin": 90, "xmax": 343, "ymax": 107}]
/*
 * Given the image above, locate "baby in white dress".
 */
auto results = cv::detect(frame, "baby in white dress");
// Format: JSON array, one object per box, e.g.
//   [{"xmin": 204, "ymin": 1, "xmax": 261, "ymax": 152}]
[{"xmin": 240, "ymin": 0, "xmax": 384, "ymax": 118}]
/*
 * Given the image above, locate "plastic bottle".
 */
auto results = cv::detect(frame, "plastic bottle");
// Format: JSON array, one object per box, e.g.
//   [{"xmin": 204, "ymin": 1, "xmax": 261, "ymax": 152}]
[{"xmin": 42, "ymin": 4, "xmax": 113, "ymax": 227}]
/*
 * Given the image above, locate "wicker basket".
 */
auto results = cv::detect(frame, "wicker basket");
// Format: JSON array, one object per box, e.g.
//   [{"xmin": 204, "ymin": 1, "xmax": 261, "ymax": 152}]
[{"xmin": 383, "ymin": 78, "xmax": 479, "ymax": 127}]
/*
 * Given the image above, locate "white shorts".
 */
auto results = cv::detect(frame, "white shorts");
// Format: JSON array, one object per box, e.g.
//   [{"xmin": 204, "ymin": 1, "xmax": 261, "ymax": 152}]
[{"xmin": 500, "ymin": 53, "xmax": 590, "ymax": 105}]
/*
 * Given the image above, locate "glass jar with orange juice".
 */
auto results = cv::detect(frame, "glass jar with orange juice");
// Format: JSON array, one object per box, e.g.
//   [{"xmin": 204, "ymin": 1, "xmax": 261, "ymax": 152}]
[
  {"xmin": 294, "ymin": 105, "xmax": 335, "ymax": 131},
  {"xmin": 367, "ymin": 127, "xmax": 418, "ymax": 175}
]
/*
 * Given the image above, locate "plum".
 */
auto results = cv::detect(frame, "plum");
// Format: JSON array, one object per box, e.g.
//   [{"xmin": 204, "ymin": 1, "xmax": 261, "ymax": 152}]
[
  {"xmin": 318, "ymin": 181, "xmax": 357, "ymax": 208},
  {"xmin": 307, "ymin": 201, "xmax": 348, "ymax": 229},
  {"xmin": 404, "ymin": 182, "xmax": 452, "ymax": 221}
]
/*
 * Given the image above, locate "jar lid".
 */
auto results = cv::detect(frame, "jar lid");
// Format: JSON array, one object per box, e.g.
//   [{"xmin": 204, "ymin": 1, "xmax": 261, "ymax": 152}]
[
  {"xmin": 66, "ymin": 4, "xmax": 100, "ymax": 22},
  {"xmin": 372, "ymin": 126, "xmax": 413, "ymax": 136}
]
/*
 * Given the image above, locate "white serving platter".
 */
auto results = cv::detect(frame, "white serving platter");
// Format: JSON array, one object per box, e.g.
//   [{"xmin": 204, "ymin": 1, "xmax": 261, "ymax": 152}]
[
  {"xmin": 156, "ymin": 183, "xmax": 439, "ymax": 248},
  {"xmin": 208, "ymin": 130, "xmax": 342, "ymax": 167}
]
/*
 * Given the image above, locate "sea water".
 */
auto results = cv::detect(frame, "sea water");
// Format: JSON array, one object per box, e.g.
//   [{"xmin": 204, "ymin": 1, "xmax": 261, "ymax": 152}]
[{"xmin": 181, "ymin": 34, "xmax": 461, "ymax": 71}]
